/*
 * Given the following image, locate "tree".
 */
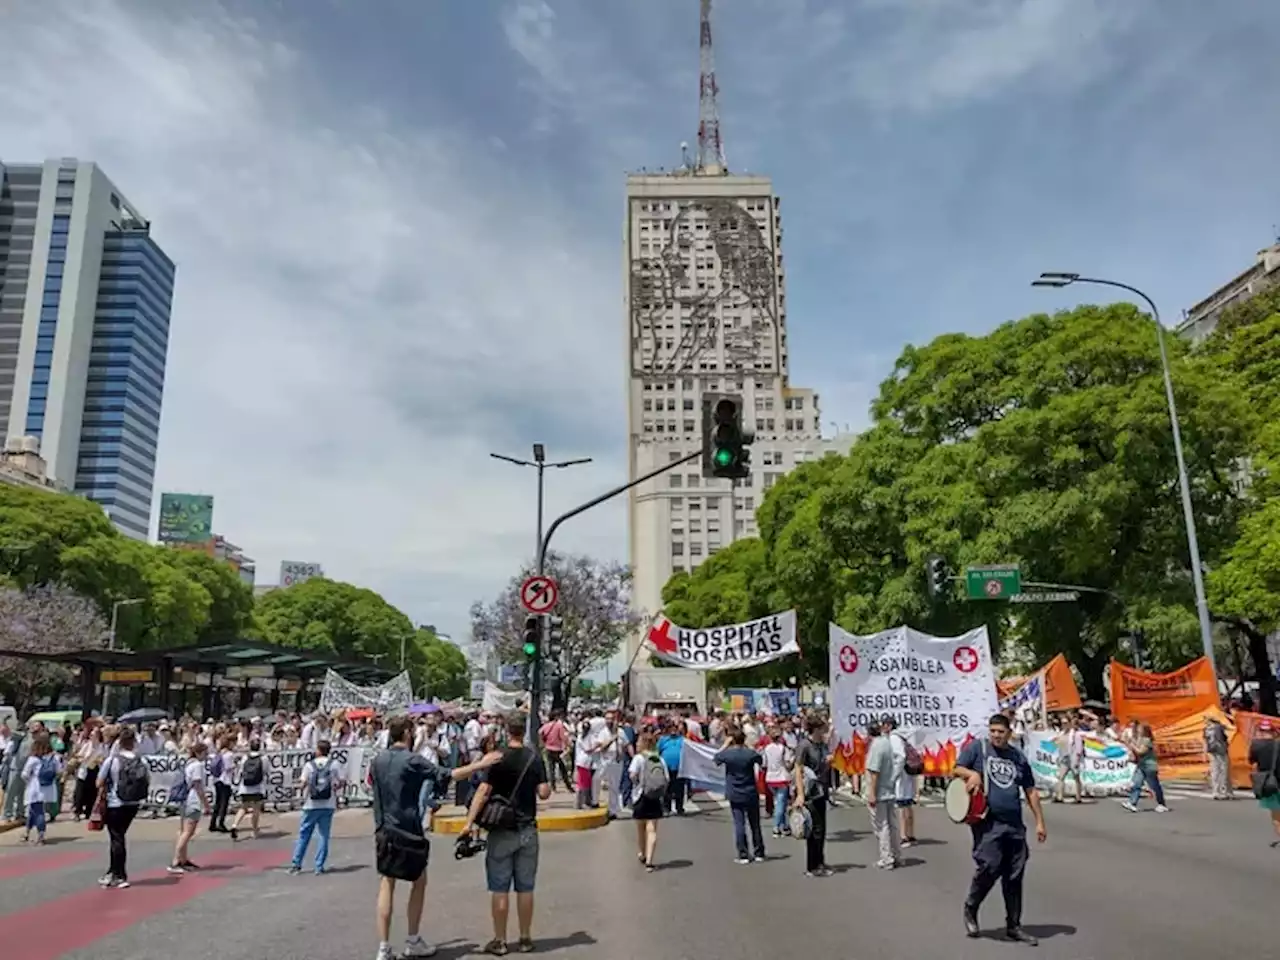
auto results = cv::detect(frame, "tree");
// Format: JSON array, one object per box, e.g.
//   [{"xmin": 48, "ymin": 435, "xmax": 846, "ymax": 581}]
[
  {"xmin": 470, "ymin": 554, "xmax": 642, "ymax": 712},
  {"xmin": 411, "ymin": 627, "xmax": 469, "ymax": 701},
  {"xmin": 0, "ymin": 584, "xmax": 108, "ymax": 715},
  {"xmin": 0, "ymin": 484, "xmax": 116, "ymax": 589},
  {"xmin": 253, "ymin": 576, "xmax": 416, "ymax": 667}
]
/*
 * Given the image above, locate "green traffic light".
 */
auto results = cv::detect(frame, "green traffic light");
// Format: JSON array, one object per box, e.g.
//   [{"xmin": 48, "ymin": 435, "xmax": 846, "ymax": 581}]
[
  {"xmin": 522, "ymin": 642, "xmax": 537, "ymax": 656},
  {"xmin": 713, "ymin": 447, "xmax": 734, "ymax": 468}
]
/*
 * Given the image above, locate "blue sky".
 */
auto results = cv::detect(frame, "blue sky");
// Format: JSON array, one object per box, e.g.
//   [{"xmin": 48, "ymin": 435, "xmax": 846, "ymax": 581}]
[{"xmin": 1, "ymin": 0, "xmax": 1277, "ymax": 662}]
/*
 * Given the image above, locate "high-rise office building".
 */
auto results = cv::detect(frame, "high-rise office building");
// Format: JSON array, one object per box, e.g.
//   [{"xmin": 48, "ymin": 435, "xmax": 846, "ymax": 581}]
[
  {"xmin": 621, "ymin": 5, "xmax": 845, "ymax": 659},
  {"xmin": 0, "ymin": 159, "xmax": 175, "ymax": 539}
]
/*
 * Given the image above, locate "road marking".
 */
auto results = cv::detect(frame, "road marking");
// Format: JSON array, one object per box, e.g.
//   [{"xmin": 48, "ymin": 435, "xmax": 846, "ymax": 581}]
[
  {"xmin": 0, "ymin": 849, "xmax": 97, "ymax": 881},
  {"xmin": 0, "ymin": 847, "xmax": 285, "ymax": 960}
]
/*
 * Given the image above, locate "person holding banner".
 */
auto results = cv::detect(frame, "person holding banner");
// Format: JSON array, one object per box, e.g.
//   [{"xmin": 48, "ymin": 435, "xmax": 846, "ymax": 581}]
[{"xmin": 953, "ymin": 714, "xmax": 1046, "ymax": 945}]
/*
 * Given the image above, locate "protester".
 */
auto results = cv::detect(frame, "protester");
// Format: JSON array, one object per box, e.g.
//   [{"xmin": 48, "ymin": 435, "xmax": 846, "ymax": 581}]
[
  {"xmin": 210, "ymin": 734, "xmax": 237, "ymax": 832},
  {"xmin": 1054, "ymin": 713, "xmax": 1085, "ymax": 804},
  {"xmin": 1247, "ymin": 718, "xmax": 1280, "ymax": 846},
  {"xmin": 792, "ymin": 715, "xmax": 832, "ymax": 877},
  {"xmin": 168, "ymin": 741, "xmax": 210, "ymax": 873},
  {"xmin": 595, "ymin": 711, "xmax": 626, "ymax": 820},
  {"xmin": 953, "ymin": 713, "xmax": 1047, "ymax": 945},
  {"xmin": 72, "ymin": 725, "xmax": 106, "ymax": 820},
  {"xmin": 96, "ymin": 727, "xmax": 149, "ymax": 888},
  {"xmin": 657, "ymin": 720, "xmax": 687, "ymax": 816},
  {"xmin": 865, "ymin": 714, "xmax": 904, "ymax": 870},
  {"xmin": 371, "ymin": 715, "xmax": 440, "ymax": 960},
  {"xmin": 760, "ymin": 723, "xmax": 793, "ymax": 837},
  {"xmin": 20, "ymin": 733, "xmax": 60, "ymax": 844},
  {"xmin": 229, "ymin": 738, "xmax": 267, "ymax": 841},
  {"xmin": 463, "ymin": 713, "xmax": 550, "ymax": 956},
  {"xmin": 292, "ymin": 738, "xmax": 344, "ymax": 875},
  {"xmin": 1121, "ymin": 722, "xmax": 1169, "ymax": 814},
  {"xmin": 629, "ymin": 731, "xmax": 666, "ymax": 871},
  {"xmin": 537, "ymin": 711, "xmax": 573, "ymax": 793},
  {"xmin": 713, "ymin": 727, "xmax": 766, "ymax": 864},
  {"xmin": 1204, "ymin": 715, "xmax": 1232, "ymax": 800}
]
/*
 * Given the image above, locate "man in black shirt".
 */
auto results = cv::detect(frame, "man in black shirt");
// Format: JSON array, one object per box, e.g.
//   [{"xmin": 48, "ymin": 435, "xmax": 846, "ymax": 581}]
[{"xmin": 464, "ymin": 714, "xmax": 550, "ymax": 955}]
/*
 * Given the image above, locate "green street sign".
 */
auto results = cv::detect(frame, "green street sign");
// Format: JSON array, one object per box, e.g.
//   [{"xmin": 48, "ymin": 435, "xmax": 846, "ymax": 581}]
[{"xmin": 965, "ymin": 565, "xmax": 1022, "ymax": 600}]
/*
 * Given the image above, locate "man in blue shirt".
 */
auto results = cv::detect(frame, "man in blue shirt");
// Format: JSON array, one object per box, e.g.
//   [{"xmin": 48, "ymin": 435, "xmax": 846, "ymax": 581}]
[
  {"xmin": 714, "ymin": 728, "xmax": 765, "ymax": 863},
  {"xmin": 952, "ymin": 713, "xmax": 1047, "ymax": 946}
]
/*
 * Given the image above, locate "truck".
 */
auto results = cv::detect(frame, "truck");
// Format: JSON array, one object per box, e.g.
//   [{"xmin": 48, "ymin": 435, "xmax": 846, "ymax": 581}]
[{"xmin": 627, "ymin": 667, "xmax": 708, "ymax": 718}]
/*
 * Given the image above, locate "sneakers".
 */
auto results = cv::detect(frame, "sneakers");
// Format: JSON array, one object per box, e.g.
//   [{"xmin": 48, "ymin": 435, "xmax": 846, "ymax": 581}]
[
  {"xmin": 166, "ymin": 864, "xmax": 185, "ymax": 875},
  {"xmin": 402, "ymin": 935, "xmax": 438, "ymax": 957},
  {"xmin": 375, "ymin": 945, "xmax": 394, "ymax": 960},
  {"xmin": 875, "ymin": 858, "xmax": 897, "ymax": 870},
  {"xmin": 1120, "ymin": 801, "xmax": 1138, "ymax": 813},
  {"xmin": 288, "ymin": 866, "xmax": 302, "ymax": 876},
  {"xmin": 1154, "ymin": 804, "xmax": 1170, "ymax": 813},
  {"xmin": 734, "ymin": 857, "xmax": 751, "ymax": 865}
]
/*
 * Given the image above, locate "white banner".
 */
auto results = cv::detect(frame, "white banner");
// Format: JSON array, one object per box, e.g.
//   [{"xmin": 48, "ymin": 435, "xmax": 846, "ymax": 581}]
[
  {"xmin": 646, "ymin": 610, "xmax": 799, "ymax": 670},
  {"xmin": 319, "ymin": 669, "xmax": 414, "ymax": 714},
  {"xmin": 140, "ymin": 746, "xmax": 376, "ymax": 809},
  {"xmin": 677, "ymin": 737, "xmax": 726, "ymax": 791},
  {"xmin": 1025, "ymin": 730, "xmax": 1135, "ymax": 796},
  {"xmin": 481, "ymin": 681, "xmax": 526, "ymax": 714},
  {"xmin": 828, "ymin": 623, "xmax": 999, "ymax": 774}
]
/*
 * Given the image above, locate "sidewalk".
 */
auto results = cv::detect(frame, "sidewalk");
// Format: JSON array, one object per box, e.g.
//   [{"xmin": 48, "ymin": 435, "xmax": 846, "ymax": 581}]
[{"xmin": 430, "ymin": 787, "xmax": 611, "ymax": 834}]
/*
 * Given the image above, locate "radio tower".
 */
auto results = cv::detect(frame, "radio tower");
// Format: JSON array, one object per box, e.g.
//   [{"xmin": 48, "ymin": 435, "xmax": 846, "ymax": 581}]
[{"xmin": 696, "ymin": 0, "xmax": 726, "ymax": 175}]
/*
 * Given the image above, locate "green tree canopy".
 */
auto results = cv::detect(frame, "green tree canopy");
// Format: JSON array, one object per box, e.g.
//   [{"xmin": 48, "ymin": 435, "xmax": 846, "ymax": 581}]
[
  {"xmin": 253, "ymin": 576, "xmax": 416, "ymax": 666},
  {"xmin": 410, "ymin": 626, "xmax": 469, "ymax": 701}
]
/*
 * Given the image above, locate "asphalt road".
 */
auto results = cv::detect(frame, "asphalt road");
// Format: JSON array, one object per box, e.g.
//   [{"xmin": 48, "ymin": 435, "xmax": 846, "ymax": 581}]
[{"xmin": 0, "ymin": 788, "xmax": 1273, "ymax": 960}]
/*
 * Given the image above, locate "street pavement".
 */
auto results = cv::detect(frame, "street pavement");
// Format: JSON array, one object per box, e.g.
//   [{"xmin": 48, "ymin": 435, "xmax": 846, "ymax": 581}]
[{"xmin": 0, "ymin": 786, "xmax": 1273, "ymax": 960}]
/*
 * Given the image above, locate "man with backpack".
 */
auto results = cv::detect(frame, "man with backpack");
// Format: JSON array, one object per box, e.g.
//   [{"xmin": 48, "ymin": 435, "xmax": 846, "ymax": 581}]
[
  {"xmin": 96, "ymin": 728, "xmax": 149, "ymax": 888},
  {"xmin": 291, "ymin": 739, "xmax": 344, "ymax": 875},
  {"xmin": 229, "ymin": 739, "xmax": 267, "ymax": 841}
]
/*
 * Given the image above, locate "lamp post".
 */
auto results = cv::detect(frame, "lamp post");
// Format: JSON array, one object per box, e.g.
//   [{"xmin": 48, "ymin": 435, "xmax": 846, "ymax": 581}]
[
  {"xmin": 490, "ymin": 445, "xmax": 593, "ymax": 566},
  {"xmin": 103, "ymin": 597, "xmax": 143, "ymax": 714},
  {"xmin": 1032, "ymin": 272, "xmax": 1218, "ymax": 683}
]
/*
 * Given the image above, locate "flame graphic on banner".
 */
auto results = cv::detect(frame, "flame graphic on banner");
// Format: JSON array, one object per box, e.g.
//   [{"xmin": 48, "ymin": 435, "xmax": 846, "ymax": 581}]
[{"xmin": 831, "ymin": 733, "xmax": 977, "ymax": 776}]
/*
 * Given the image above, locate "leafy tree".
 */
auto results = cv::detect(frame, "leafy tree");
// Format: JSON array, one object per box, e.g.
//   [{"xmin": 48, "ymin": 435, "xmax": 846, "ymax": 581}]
[
  {"xmin": 411, "ymin": 627, "xmax": 469, "ymax": 701},
  {"xmin": 0, "ymin": 584, "xmax": 108, "ymax": 714},
  {"xmin": 0, "ymin": 484, "xmax": 116, "ymax": 588},
  {"xmin": 470, "ymin": 553, "xmax": 641, "ymax": 712},
  {"xmin": 253, "ymin": 577, "xmax": 416, "ymax": 668},
  {"xmin": 169, "ymin": 550, "xmax": 255, "ymax": 642}
]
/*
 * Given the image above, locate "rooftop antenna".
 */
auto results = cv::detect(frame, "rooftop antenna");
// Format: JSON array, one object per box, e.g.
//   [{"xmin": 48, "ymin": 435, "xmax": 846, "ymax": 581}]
[
  {"xmin": 680, "ymin": 140, "xmax": 691, "ymax": 170},
  {"xmin": 696, "ymin": 0, "xmax": 726, "ymax": 175}
]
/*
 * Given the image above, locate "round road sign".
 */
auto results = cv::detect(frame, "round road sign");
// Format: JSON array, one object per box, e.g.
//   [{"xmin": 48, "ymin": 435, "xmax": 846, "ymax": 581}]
[
  {"xmin": 984, "ymin": 579, "xmax": 1004, "ymax": 598},
  {"xmin": 520, "ymin": 575, "xmax": 559, "ymax": 614}
]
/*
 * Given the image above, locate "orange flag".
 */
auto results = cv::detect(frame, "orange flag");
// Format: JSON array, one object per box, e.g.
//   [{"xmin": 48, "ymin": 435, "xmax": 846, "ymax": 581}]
[{"xmin": 1108, "ymin": 658, "xmax": 1218, "ymax": 730}]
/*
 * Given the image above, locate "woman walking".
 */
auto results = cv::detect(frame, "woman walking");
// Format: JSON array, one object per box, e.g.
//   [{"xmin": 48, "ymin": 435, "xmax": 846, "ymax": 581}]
[
  {"xmin": 792, "ymin": 716, "xmax": 832, "ymax": 877},
  {"xmin": 628, "ymin": 732, "xmax": 666, "ymax": 872},
  {"xmin": 73, "ymin": 726, "xmax": 106, "ymax": 821},
  {"xmin": 97, "ymin": 728, "xmax": 149, "ymax": 888},
  {"xmin": 1121, "ymin": 722, "xmax": 1169, "ymax": 814},
  {"xmin": 169, "ymin": 741, "xmax": 210, "ymax": 874},
  {"xmin": 209, "ymin": 735, "xmax": 236, "ymax": 833}
]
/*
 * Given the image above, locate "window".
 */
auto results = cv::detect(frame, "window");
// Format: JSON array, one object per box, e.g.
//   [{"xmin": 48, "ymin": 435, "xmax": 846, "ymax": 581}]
[
  {"xmin": 690, "ymin": 543, "xmax": 704, "ymax": 557},
  {"xmin": 671, "ymin": 542, "xmax": 684, "ymax": 556},
  {"xmin": 671, "ymin": 498, "xmax": 683, "ymax": 511},
  {"xmin": 669, "ymin": 474, "xmax": 682, "ymax": 488}
]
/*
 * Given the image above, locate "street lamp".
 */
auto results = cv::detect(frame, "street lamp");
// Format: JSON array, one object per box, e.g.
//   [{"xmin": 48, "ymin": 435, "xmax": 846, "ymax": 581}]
[
  {"xmin": 1032, "ymin": 272, "xmax": 1218, "ymax": 682},
  {"xmin": 490, "ymin": 445, "xmax": 592, "ymax": 565}
]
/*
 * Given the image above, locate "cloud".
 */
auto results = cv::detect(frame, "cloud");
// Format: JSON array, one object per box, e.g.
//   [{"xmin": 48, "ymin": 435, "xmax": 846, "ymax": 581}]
[{"xmin": 0, "ymin": 0, "xmax": 627, "ymax": 638}]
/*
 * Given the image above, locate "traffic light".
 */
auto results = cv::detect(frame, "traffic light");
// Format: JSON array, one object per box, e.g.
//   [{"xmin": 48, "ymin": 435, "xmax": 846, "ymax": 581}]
[
  {"xmin": 522, "ymin": 615, "xmax": 541, "ymax": 659},
  {"xmin": 546, "ymin": 616, "xmax": 564, "ymax": 662},
  {"xmin": 926, "ymin": 555, "xmax": 949, "ymax": 598},
  {"xmin": 701, "ymin": 393, "xmax": 752, "ymax": 480}
]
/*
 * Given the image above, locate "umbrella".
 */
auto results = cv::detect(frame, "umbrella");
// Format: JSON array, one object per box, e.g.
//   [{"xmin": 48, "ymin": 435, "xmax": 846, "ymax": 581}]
[
  {"xmin": 233, "ymin": 706, "xmax": 274, "ymax": 721},
  {"xmin": 116, "ymin": 707, "xmax": 170, "ymax": 725},
  {"xmin": 408, "ymin": 702, "xmax": 441, "ymax": 716}
]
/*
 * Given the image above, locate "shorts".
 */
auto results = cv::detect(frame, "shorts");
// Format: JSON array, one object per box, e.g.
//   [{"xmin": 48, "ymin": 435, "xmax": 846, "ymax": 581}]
[
  {"xmin": 182, "ymin": 807, "xmax": 204, "ymax": 823},
  {"xmin": 1259, "ymin": 793, "xmax": 1280, "ymax": 812},
  {"xmin": 484, "ymin": 825, "xmax": 539, "ymax": 894},
  {"xmin": 895, "ymin": 798, "xmax": 915, "ymax": 808},
  {"xmin": 238, "ymin": 794, "xmax": 264, "ymax": 806}
]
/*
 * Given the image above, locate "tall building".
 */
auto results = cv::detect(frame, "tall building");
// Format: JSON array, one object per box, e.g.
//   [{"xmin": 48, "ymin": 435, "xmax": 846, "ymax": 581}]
[
  {"xmin": 0, "ymin": 159, "xmax": 175, "ymax": 539},
  {"xmin": 1177, "ymin": 241, "xmax": 1280, "ymax": 342}
]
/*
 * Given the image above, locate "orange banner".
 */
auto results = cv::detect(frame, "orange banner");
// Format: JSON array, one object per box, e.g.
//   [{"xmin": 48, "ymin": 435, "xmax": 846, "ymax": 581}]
[
  {"xmin": 1108, "ymin": 658, "xmax": 1218, "ymax": 730},
  {"xmin": 1041, "ymin": 653, "xmax": 1082, "ymax": 712}
]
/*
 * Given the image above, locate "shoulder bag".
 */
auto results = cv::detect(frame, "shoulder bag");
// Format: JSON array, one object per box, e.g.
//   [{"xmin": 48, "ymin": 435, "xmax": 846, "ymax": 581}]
[
  {"xmin": 1252, "ymin": 739, "xmax": 1279, "ymax": 800},
  {"xmin": 477, "ymin": 749, "xmax": 536, "ymax": 831}
]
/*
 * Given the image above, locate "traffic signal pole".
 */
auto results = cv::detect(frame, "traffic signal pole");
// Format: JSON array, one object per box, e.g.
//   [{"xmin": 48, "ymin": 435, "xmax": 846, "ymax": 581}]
[{"xmin": 527, "ymin": 448, "xmax": 704, "ymax": 746}]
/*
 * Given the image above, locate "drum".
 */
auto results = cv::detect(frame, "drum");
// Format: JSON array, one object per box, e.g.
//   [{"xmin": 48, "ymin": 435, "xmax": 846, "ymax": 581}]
[{"xmin": 944, "ymin": 777, "xmax": 988, "ymax": 824}]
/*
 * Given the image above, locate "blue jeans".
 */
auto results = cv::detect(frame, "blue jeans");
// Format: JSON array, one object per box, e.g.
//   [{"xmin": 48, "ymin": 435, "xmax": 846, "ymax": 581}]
[
  {"xmin": 26, "ymin": 800, "xmax": 46, "ymax": 835},
  {"xmin": 771, "ymin": 786, "xmax": 790, "ymax": 833},
  {"xmin": 292, "ymin": 808, "xmax": 334, "ymax": 871},
  {"xmin": 1128, "ymin": 766, "xmax": 1165, "ymax": 807}
]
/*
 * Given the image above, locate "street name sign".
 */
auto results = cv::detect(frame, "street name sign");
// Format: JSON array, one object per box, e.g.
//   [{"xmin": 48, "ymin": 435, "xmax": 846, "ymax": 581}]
[
  {"xmin": 965, "ymin": 564, "xmax": 1022, "ymax": 600},
  {"xmin": 1009, "ymin": 591, "xmax": 1080, "ymax": 603}
]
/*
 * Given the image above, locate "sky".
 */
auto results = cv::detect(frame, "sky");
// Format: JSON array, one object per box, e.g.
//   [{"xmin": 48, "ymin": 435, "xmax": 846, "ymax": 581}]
[{"xmin": 1, "ymin": 0, "xmax": 1277, "ymax": 660}]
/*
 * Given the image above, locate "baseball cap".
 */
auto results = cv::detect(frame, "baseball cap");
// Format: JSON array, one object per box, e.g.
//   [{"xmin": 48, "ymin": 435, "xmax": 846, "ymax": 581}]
[{"xmin": 1259, "ymin": 719, "xmax": 1275, "ymax": 733}]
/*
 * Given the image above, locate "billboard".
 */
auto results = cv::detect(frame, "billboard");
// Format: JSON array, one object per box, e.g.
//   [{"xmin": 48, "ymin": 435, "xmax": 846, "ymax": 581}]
[
  {"xmin": 280, "ymin": 561, "xmax": 323, "ymax": 588},
  {"xmin": 158, "ymin": 493, "xmax": 214, "ymax": 544}
]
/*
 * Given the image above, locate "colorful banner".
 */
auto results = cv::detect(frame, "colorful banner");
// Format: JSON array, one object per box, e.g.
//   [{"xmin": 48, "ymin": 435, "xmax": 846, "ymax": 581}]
[
  {"xmin": 157, "ymin": 492, "xmax": 214, "ymax": 544},
  {"xmin": 1025, "ymin": 729, "xmax": 1134, "ymax": 795},
  {"xmin": 645, "ymin": 610, "xmax": 798, "ymax": 671},
  {"xmin": 997, "ymin": 654, "xmax": 1082, "ymax": 713},
  {"xmin": 725, "ymin": 687, "xmax": 799, "ymax": 715},
  {"xmin": 1108, "ymin": 658, "xmax": 1218, "ymax": 730},
  {"xmin": 140, "ymin": 746, "xmax": 375, "ymax": 809},
  {"xmin": 828, "ymin": 623, "xmax": 999, "ymax": 775}
]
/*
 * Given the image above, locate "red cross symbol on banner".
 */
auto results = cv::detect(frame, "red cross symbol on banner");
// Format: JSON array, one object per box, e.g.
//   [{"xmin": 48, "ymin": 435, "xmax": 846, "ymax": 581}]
[
  {"xmin": 953, "ymin": 646, "xmax": 980, "ymax": 673},
  {"xmin": 838, "ymin": 645, "xmax": 859, "ymax": 673}
]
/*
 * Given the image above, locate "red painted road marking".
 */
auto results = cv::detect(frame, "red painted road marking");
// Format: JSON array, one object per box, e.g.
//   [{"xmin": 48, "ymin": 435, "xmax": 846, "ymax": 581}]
[
  {"xmin": 0, "ymin": 847, "xmax": 286, "ymax": 960},
  {"xmin": 0, "ymin": 849, "xmax": 98, "ymax": 882}
]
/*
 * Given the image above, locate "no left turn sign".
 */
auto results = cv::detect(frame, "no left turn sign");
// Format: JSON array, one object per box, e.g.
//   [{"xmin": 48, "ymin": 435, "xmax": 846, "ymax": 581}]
[{"xmin": 520, "ymin": 575, "xmax": 559, "ymax": 614}]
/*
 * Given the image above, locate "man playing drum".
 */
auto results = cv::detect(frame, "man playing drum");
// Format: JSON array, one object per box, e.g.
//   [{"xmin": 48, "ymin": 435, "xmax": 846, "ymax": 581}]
[{"xmin": 952, "ymin": 713, "xmax": 1047, "ymax": 945}]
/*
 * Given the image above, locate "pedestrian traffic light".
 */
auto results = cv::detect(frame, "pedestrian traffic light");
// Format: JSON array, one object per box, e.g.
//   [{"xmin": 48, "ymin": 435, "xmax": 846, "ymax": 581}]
[
  {"xmin": 522, "ymin": 615, "xmax": 540, "ymax": 658},
  {"xmin": 546, "ymin": 616, "xmax": 564, "ymax": 662},
  {"xmin": 701, "ymin": 393, "xmax": 752, "ymax": 480},
  {"xmin": 926, "ymin": 555, "xmax": 949, "ymax": 598}
]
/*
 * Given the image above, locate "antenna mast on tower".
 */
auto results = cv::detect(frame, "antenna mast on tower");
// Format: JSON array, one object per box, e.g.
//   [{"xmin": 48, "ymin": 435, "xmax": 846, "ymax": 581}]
[{"xmin": 696, "ymin": 0, "xmax": 726, "ymax": 175}]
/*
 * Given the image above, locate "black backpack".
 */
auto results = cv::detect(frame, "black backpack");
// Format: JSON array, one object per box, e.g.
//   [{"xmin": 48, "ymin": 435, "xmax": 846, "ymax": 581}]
[
  {"xmin": 241, "ymin": 754, "xmax": 265, "ymax": 787},
  {"xmin": 115, "ymin": 755, "xmax": 150, "ymax": 804}
]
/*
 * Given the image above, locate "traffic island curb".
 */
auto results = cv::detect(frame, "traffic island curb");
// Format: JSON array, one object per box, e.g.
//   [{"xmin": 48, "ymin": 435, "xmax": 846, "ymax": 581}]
[{"xmin": 431, "ymin": 807, "xmax": 610, "ymax": 835}]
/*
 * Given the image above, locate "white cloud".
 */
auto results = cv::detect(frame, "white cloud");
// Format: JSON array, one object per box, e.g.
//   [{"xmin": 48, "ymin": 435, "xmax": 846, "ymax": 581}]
[{"xmin": 0, "ymin": 1, "xmax": 628, "ymax": 637}]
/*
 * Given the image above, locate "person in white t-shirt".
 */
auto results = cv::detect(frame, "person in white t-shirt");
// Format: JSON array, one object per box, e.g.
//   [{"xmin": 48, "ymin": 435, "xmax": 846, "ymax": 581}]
[
  {"xmin": 760, "ymin": 725, "xmax": 794, "ymax": 837},
  {"xmin": 169, "ymin": 741, "xmax": 210, "ymax": 874},
  {"xmin": 20, "ymin": 734, "xmax": 61, "ymax": 844},
  {"xmin": 290, "ymin": 739, "xmax": 343, "ymax": 875}
]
